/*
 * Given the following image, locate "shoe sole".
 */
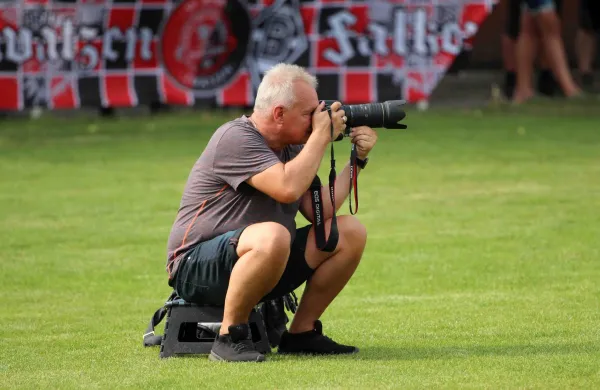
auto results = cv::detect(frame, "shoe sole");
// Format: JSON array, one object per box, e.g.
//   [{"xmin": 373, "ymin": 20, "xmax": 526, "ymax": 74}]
[{"xmin": 209, "ymin": 351, "xmax": 266, "ymax": 362}]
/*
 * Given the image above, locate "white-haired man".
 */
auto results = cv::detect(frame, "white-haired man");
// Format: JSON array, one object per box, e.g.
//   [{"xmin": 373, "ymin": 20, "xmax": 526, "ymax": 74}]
[{"xmin": 165, "ymin": 63, "xmax": 378, "ymax": 362}]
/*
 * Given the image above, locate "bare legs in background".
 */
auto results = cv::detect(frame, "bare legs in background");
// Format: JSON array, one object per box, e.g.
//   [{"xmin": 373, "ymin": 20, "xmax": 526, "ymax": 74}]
[
  {"xmin": 512, "ymin": 4, "xmax": 581, "ymax": 104},
  {"xmin": 576, "ymin": 29, "xmax": 596, "ymax": 83}
]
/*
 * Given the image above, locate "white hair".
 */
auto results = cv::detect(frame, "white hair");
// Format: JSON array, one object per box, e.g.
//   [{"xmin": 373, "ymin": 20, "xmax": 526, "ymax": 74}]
[{"xmin": 253, "ymin": 63, "xmax": 318, "ymax": 115}]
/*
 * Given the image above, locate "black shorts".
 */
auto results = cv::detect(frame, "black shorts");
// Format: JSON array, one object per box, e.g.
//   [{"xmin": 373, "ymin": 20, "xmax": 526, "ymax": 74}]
[{"xmin": 172, "ymin": 224, "xmax": 314, "ymax": 306}]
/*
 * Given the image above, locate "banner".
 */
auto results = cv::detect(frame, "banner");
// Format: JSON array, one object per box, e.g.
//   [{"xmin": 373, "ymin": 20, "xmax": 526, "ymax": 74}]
[{"xmin": 0, "ymin": 0, "xmax": 496, "ymax": 111}]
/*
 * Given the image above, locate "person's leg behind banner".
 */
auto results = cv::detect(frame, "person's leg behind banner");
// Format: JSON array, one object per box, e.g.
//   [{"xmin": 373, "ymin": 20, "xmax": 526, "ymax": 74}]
[
  {"xmin": 535, "ymin": 0, "xmax": 563, "ymax": 96},
  {"xmin": 575, "ymin": 0, "xmax": 598, "ymax": 91},
  {"xmin": 513, "ymin": 0, "xmax": 539, "ymax": 103},
  {"xmin": 502, "ymin": 0, "xmax": 522, "ymax": 99},
  {"xmin": 514, "ymin": 0, "xmax": 580, "ymax": 104}
]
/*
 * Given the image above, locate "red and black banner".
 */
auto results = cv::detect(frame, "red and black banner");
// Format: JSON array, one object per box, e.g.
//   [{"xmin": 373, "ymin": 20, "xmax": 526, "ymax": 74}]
[{"xmin": 0, "ymin": 0, "xmax": 496, "ymax": 111}]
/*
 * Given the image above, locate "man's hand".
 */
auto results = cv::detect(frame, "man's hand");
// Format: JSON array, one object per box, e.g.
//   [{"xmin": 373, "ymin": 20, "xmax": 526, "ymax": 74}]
[
  {"xmin": 312, "ymin": 101, "xmax": 345, "ymax": 142},
  {"xmin": 311, "ymin": 101, "xmax": 331, "ymax": 140},
  {"xmin": 349, "ymin": 126, "xmax": 378, "ymax": 159},
  {"xmin": 328, "ymin": 101, "xmax": 347, "ymax": 140}
]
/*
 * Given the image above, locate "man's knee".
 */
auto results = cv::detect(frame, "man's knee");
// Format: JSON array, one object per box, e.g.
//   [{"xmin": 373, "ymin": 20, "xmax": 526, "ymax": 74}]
[
  {"xmin": 237, "ymin": 222, "xmax": 291, "ymax": 261},
  {"xmin": 338, "ymin": 215, "xmax": 367, "ymax": 252},
  {"xmin": 255, "ymin": 222, "xmax": 291, "ymax": 259}
]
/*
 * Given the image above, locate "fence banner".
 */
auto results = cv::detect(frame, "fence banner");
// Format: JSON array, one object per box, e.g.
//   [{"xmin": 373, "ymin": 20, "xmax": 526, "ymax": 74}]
[{"xmin": 0, "ymin": 0, "xmax": 496, "ymax": 111}]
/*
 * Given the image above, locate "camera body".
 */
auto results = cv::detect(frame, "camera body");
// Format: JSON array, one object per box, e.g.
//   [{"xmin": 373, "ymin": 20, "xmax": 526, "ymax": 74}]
[{"xmin": 322, "ymin": 99, "xmax": 408, "ymax": 140}]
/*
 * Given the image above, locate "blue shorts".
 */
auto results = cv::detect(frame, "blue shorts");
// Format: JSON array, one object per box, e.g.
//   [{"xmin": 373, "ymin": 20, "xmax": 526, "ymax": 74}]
[
  {"xmin": 172, "ymin": 224, "xmax": 314, "ymax": 306},
  {"xmin": 523, "ymin": 0, "xmax": 555, "ymax": 13}
]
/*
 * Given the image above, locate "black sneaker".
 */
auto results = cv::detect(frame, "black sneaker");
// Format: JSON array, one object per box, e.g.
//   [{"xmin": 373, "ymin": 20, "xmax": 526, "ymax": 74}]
[
  {"xmin": 209, "ymin": 324, "xmax": 266, "ymax": 362},
  {"xmin": 277, "ymin": 320, "xmax": 359, "ymax": 355}
]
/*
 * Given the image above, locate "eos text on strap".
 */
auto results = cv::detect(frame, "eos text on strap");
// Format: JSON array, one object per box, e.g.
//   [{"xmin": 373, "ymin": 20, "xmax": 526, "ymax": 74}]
[{"xmin": 309, "ymin": 99, "xmax": 408, "ymax": 253}]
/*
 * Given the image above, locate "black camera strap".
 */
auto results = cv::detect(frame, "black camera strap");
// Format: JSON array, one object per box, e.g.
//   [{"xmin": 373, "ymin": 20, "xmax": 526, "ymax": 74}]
[
  {"xmin": 309, "ymin": 111, "xmax": 339, "ymax": 252},
  {"xmin": 349, "ymin": 143, "xmax": 359, "ymax": 215}
]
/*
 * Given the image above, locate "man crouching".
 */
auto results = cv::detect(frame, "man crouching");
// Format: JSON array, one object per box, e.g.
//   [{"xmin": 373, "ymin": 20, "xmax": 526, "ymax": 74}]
[{"xmin": 165, "ymin": 63, "xmax": 378, "ymax": 362}]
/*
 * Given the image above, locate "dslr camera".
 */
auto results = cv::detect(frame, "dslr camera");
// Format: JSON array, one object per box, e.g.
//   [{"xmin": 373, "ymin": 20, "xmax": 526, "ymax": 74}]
[{"xmin": 323, "ymin": 100, "xmax": 408, "ymax": 141}]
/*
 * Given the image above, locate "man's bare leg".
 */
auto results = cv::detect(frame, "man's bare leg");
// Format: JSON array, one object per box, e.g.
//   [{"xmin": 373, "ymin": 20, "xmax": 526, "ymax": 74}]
[
  {"xmin": 502, "ymin": 34, "xmax": 517, "ymax": 72},
  {"xmin": 220, "ymin": 222, "xmax": 291, "ymax": 334},
  {"xmin": 513, "ymin": 12, "xmax": 538, "ymax": 103},
  {"xmin": 576, "ymin": 28, "xmax": 596, "ymax": 89},
  {"xmin": 502, "ymin": 34, "xmax": 518, "ymax": 99},
  {"xmin": 576, "ymin": 29, "xmax": 596, "ymax": 74},
  {"xmin": 536, "ymin": 36, "xmax": 559, "ymax": 96},
  {"xmin": 535, "ymin": 10, "xmax": 581, "ymax": 98},
  {"xmin": 502, "ymin": 0, "xmax": 522, "ymax": 99},
  {"xmin": 288, "ymin": 215, "xmax": 367, "ymax": 333}
]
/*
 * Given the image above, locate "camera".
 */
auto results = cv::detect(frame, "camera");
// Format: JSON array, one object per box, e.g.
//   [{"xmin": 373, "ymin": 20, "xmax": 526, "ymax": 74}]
[{"xmin": 323, "ymin": 100, "xmax": 408, "ymax": 141}]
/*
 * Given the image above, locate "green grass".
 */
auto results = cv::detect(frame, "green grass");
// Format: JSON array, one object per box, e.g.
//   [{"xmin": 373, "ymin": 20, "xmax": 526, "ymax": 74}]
[{"xmin": 1, "ymin": 99, "xmax": 600, "ymax": 389}]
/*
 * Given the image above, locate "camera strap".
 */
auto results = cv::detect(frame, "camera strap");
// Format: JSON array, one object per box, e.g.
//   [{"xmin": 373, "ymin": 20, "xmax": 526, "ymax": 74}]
[
  {"xmin": 309, "ymin": 112, "xmax": 339, "ymax": 252},
  {"xmin": 349, "ymin": 143, "xmax": 359, "ymax": 215}
]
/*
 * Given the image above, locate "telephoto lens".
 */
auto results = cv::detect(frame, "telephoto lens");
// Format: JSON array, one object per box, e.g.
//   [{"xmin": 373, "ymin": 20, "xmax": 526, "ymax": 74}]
[{"xmin": 323, "ymin": 100, "xmax": 408, "ymax": 141}]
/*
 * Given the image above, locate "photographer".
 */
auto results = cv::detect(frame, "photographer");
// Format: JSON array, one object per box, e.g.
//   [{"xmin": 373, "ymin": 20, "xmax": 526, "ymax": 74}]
[{"xmin": 165, "ymin": 63, "xmax": 378, "ymax": 362}]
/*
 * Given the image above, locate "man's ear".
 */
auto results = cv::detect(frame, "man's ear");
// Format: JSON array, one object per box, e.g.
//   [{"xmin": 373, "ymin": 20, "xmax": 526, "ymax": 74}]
[{"xmin": 273, "ymin": 106, "xmax": 285, "ymax": 124}]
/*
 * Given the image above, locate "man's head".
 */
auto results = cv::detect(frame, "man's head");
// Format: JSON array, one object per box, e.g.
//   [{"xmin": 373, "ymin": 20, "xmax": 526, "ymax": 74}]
[{"xmin": 252, "ymin": 63, "xmax": 320, "ymax": 146}]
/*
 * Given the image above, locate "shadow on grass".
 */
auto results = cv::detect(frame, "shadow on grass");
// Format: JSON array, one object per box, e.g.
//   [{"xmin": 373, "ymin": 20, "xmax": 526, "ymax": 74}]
[
  {"xmin": 355, "ymin": 342, "xmax": 600, "ymax": 361},
  {"xmin": 144, "ymin": 342, "xmax": 599, "ymax": 363}
]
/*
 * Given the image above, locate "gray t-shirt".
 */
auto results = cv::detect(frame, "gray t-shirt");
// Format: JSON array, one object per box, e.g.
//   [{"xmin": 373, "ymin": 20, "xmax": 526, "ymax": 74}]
[{"xmin": 166, "ymin": 116, "xmax": 304, "ymax": 276}]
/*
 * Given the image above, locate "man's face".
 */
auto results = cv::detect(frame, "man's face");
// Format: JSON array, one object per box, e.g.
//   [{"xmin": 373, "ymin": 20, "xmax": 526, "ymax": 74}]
[{"xmin": 280, "ymin": 81, "xmax": 319, "ymax": 144}]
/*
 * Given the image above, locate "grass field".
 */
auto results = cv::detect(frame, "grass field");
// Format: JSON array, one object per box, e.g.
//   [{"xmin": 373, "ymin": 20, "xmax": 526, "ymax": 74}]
[{"xmin": 1, "ymin": 99, "xmax": 600, "ymax": 389}]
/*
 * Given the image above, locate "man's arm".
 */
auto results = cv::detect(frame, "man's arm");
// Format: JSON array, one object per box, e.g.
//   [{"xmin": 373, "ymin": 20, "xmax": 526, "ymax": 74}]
[
  {"xmin": 247, "ymin": 131, "xmax": 330, "ymax": 203},
  {"xmin": 246, "ymin": 101, "xmax": 346, "ymax": 203},
  {"xmin": 299, "ymin": 125, "xmax": 378, "ymax": 222},
  {"xmin": 298, "ymin": 160, "xmax": 360, "ymax": 222}
]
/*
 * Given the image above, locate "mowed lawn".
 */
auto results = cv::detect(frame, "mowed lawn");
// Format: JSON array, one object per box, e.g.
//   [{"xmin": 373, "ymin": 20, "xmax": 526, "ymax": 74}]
[{"xmin": 1, "ymin": 100, "xmax": 599, "ymax": 389}]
